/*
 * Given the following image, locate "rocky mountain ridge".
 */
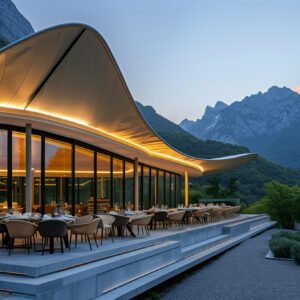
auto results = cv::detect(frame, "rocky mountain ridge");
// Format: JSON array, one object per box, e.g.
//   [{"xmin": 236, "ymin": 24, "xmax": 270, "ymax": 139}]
[
  {"xmin": 179, "ymin": 86, "xmax": 300, "ymax": 169},
  {"xmin": 0, "ymin": 0, "xmax": 34, "ymax": 44}
]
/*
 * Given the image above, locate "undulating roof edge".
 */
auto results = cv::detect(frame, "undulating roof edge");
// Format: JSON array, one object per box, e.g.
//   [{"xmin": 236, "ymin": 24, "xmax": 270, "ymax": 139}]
[{"xmin": 0, "ymin": 23, "xmax": 258, "ymax": 176}]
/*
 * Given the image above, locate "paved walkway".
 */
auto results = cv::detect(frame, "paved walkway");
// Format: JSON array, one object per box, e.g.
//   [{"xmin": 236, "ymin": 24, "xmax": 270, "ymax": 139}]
[{"xmin": 154, "ymin": 229, "xmax": 300, "ymax": 300}]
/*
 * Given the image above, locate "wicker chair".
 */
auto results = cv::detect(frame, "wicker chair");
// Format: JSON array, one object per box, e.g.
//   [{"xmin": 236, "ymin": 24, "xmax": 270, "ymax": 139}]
[
  {"xmin": 0, "ymin": 222, "xmax": 7, "ymax": 248},
  {"xmin": 168, "ymin": 211, "xmax": 185, "ymax": 230},
  {"xmin": 75, "ymin": 215, "xmax": 93, "ymax": 224},
  {"xmin": 68, "ymin": 218, "xmax": 100, "ymax": 251},
  {"xmin": 6, "ymin": 220, "xmax": 37, "ymax": 255},
  {"xmin": 96, "ymin": 214, "xmax": 115, "ymax": 244},
  {"xmin": 192, "ymin": 209, "xmax": 208, "ymax": 224},
  {"xmin": 131, "ymin": 214, "xmax": 153, "ymax": 236},
  {"xmin": 38, "ymin": 220, "xmax": 68, "ymax": 255},
  {"xmin": 152, "ymin": 211, "xmax": 168, "ymax": 230},
  {"xmin": 208, "ymin": 208, "xmax": 223, "ymax": 222},
  {"xmin": 112, "ymin": 215, "xmax": 130, "ymax": 237}
]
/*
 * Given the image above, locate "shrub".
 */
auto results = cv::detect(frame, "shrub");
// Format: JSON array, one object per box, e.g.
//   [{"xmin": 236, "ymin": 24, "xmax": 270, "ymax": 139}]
[
  {"xmin": 269, "ymin": 237, "xmax": 300, "ymax": 258},
  {"xmin": 271, "ymin": 231, "xmax": 300, "ymax": 242},
  {"xmin": 269, "ymin": 237, "xmax": 291, "ymax": 258},
  {"xmin": 291, "ymin": 244, "xmax": 300, "ymax": 265}
]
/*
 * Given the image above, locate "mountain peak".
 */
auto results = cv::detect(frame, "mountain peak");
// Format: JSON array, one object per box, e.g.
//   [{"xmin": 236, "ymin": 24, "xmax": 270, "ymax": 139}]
[{"xmin": 265, "ymin": 85, "xmax": 295, "ymax": 97}]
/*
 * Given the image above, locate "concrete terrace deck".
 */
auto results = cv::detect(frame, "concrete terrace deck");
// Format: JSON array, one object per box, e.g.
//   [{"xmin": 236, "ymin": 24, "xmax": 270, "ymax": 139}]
[{"xmin": 0, "ymin": 214, "xmax": 275, "ymax": 300}]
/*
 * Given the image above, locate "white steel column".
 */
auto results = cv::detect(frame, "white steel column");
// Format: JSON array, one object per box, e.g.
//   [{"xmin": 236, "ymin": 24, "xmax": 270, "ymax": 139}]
[
  {"xmin": 134, "ymin": 158, "xmax": 139, "ymax": 210},
  {"xmin": 184, "ymin": 171, "xmax": 189, "ymax": 207},
  {"xmin": 26, "ymin": 124, "xmax": 32, "ymax": 213}
]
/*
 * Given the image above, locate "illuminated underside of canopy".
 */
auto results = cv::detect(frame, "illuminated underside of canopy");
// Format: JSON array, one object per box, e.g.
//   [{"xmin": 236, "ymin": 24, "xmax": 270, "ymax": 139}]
[{"xmin": 0, "ymin": 24, "xmax": 257, "ymax": 177}]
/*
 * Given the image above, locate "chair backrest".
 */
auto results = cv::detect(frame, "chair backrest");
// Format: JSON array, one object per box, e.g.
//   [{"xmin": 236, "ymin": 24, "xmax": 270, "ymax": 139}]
[
  {"xmin": 69, "ymin": 218, "xmax": 100, "ymax": 235},
  {"xmin": 193, "ymin": 209, "xmax": 208, "ymax": 217},
  {"xmin": 168, "ymin": 211, "xmax": 185, "ymax": 221},
  {"xmin": 97, "ymin": 214, "xmax": 115, "ymax": 225},
  {"xmin": 38, "ymin": 220, "xmax": 68, "ymax": 238},
  {"xmin": 6, "ymin": 220, "xmax": 36, "ymax": 238},
  {"xmin": 0, "ymin": 222, "xmax": 6, "ymax": 233},
  {"xmin": 112, "ymin": 215, "xmax": 130, "ymax": 227},
  {"xmin": 153, "ymin": 211, "xmax": 168, "ymax": 221},
  {"xmin": 76, "ymin": 215, "xmax": 93, "ymax": 224},
  {"xmin": 131, "ymin": 214, "xmax": 153, "ymax": 226}
]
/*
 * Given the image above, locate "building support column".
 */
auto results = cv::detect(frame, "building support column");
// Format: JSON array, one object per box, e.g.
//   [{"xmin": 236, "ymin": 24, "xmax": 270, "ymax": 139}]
[
  {"xmin": 134, "ymin": 158, "xmax": 139, "ymax": 210},
  {"xmin": 26, "ymin": 124, "xmax": 32, "ymax": 213},
  {"xmin": 184, "ymin": 171, "xmax": 189, "ymax": 207}
]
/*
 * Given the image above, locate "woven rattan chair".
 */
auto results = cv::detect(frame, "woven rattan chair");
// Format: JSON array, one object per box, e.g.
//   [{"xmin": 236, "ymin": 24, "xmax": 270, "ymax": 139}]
[
  {"xmin": 38, "ymin": 220, "xmax": 68, "ymax": 255},
  {"xmin": 152, "ymin": 211, "xmax": 168, "ymax": 230},
  {"xmin": 6, "ymin": 220, "xmax": 37, "ymax": 255},
  {"xmin": 131, "ymin": 214, "xmax": 153, "ymax": 236},
  {"xmin": 69, "ymin": 218, "xmax": 100, "ymax": 251},
  {"xmin": 0, "ymin": 222, "xmax": 7, "ymax": 248},
  {"xmin": 96, "ymin": 214, "xmax": 115, "ymax": 244},
  {"xmin": 75, "ymin": 215, "xmax": 93, "ymax": 224},
  {"xmin": 192, "ymin": 209, "xmax": 208, "ymax": 224},
  {"xmin": 112, "ymin": 215, "xmax": 130, "ymax": 237},
  {"xmin": 168, "ymin": 211, "xmax": 185, "ymax": 230},
  {"xmin": 208, "ymin": 208, "xmax": 223, "ymax": 222}
]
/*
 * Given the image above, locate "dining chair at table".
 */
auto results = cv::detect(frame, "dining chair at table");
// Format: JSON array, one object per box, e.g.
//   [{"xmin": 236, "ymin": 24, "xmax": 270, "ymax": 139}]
[
  {"xmin": 152, "ymin": 211, "xmax": 168, "ymax": 230},
  {"xmin": 131, "ymin": 214, "xmax": 153, "ymax": 236},
  {"xmin": 192, "ymin": 209, "xmax": 209, "ymax": 225},
  {"xmin": 75, "ymin": 215, "xmax": 93, "ymax": 224},
  {"xmin": 68, "ymin": 218, "xmax": 100, "ymax": 251},
  {"xmin": 6, "ymin": 220, "xmax": 37, "ymax": 255},
  {"xmin": 38, "ymin": 220, "xmax": 68, "ymax": 255},
  {"xmin": 168, "ymin": 211, "xmax": 185, "ymax": 230},
  {"xmin": 0, "ymin": 222, "xmax": 6, "ymax": 248},
  {"xmin": 112, "ymin": 215, "xmax": 131, "ymax": 237},
  {"xmin": 96, "ymin": 214, "xmax": 115, "ymax": 244}
]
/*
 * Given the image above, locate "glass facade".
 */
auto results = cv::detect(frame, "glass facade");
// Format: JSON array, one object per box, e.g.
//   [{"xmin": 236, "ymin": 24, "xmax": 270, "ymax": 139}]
[
  {"xmin": 97, "ymin": 153, "xmax": 111, "ymax": 212},
  {"xmin": 75, "ymin": 146, "xmax": 94, "ymax": 216},
  {"xmin": 45, "ymin": 138, "xmax": 72, "ymax": 214},
  {"xmin": 0, "ymin": 130, "xmax": 7, "ymax": 206},
  {"xmin": 141, "ymin": 166, "xmax": 150, "ymax": 210},
  {"xmin": 0, "ymin": 126, "xmax": 181, "ymax": 214},
  {"xmin": 112, "ymin": 158, "xmax": 123, "ymax": 210},
  {"xmin": 125, "ymin": 161, "xmax": 134, "ymax": 209}
]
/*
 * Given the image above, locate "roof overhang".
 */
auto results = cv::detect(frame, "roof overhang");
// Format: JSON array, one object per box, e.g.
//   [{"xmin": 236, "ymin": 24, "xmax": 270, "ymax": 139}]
[{"xmin": 0, "ymin": 23, "xmax": 258, "ymax": 177}]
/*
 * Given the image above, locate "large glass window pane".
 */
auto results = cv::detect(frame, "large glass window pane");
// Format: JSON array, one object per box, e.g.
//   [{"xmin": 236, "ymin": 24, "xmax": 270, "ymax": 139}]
[
  {"xmin": 150, "ymin": 168, "xmax": 157, "ymax": 207},
  {"xmin": 32, "ymin": 135, "xmax": 41, "ymax": 212},
  {"xmin": 45, "ymin": 138, "xmax": 72, "ymax": 214},
  {"xmin": 157, "ymin": 171, "xmax": 164, "ymax": 207},
  {"xmin": 112, "ymin": 158, "xmax": 123, "ymax": 210},
  {"xmin": 165, "ymin": 172, "xmax": 170, "ymax": 208},
  {"xmin": 0, "ymin": 130, "xmax": 7, "ymax": 208},
  {"xmin": 75, "ymin": 146, "xmax": 94, "ymax": 216},
  {"xmin": 142, "ymin": 166, "xmax": 150, "ymax": 210},
  {"xmin": 170, "ymin": 174, "xmax": 176, "ymax": 208},
  {"xmin": 97, "ymin": 153, "xmax": 111, "ymax": 213},
  {"xmin": 125, "ymin": 161, "xmax": 134, "ymax": 209},
  {"xmin": 176, "ymin": 175, "xmax": 182, "ymax": 205},
  {"xmin": 12, "ymin": 132, "xmax": 26, "ymax": 212}
]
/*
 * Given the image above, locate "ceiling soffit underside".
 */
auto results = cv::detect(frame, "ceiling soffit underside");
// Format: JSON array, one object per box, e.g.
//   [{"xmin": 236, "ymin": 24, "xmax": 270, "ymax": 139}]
[{"xmin": 0, "ymin": 24, "xmax": 258, "ymax": 175}]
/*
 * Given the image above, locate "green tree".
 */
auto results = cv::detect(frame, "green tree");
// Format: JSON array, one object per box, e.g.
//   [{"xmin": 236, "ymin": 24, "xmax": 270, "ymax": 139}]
[
  {"xmin": 206, "ymin": 176, "xmax": 222, "ymax": 198},
  {"xmin": 225, "ymin": 178, "xmax": 240, "ymax": 197}
]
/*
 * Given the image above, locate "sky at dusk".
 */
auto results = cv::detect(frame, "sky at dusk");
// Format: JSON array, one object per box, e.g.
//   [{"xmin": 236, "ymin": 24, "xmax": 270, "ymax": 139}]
[{"xmin": 13, "ymin": 0, "xmax": 300, "ymax": 123}]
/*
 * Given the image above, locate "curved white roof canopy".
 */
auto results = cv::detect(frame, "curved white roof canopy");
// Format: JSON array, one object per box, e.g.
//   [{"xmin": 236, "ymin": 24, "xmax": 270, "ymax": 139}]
[{"xmin": 0, "ymin": 24, "xmax": 257, "ymax": 176}]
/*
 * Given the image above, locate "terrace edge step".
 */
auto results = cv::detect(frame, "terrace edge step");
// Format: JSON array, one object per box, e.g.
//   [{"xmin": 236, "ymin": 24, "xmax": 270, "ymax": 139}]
[
  {"xmin": 181, "ymin": 234, "xmax": 231, "ymax": 257},
  {"xmin": 98, "ymin": 220, "xmax": 276, "ymax": 300}
]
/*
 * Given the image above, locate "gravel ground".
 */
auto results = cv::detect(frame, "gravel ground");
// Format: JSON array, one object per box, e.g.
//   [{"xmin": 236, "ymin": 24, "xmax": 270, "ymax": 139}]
[{"xmin": 143, "ymin": 229, "xmax": 300, "ymax": 300}]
